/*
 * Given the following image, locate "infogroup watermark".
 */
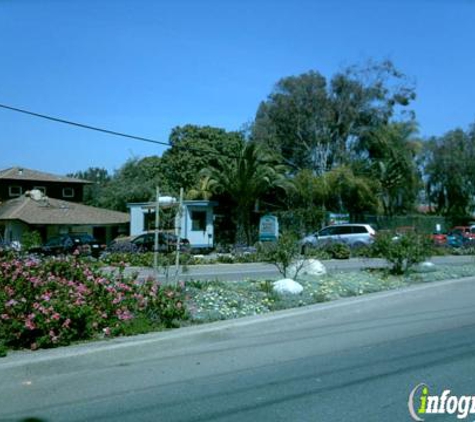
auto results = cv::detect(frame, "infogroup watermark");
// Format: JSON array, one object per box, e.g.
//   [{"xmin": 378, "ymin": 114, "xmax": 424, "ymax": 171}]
[{"xmin": 408, "ymin": 383, "xmax": 475, "ymax": 420}]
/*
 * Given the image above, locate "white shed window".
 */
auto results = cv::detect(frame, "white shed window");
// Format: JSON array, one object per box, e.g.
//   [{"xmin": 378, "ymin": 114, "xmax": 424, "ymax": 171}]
[{"xmin": 191, "ymin": 211, "xmax": 207, "ymax": 231}]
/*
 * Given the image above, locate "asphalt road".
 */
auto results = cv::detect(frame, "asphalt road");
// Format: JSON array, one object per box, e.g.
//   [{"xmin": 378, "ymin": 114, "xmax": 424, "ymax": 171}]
[
  {"xmin": 1, "ymin": 276, "xmax": 475, "ymax": 421},
  {"xmin": 114, "ymin": 255, "xmax": 475, "ymax": 282}
]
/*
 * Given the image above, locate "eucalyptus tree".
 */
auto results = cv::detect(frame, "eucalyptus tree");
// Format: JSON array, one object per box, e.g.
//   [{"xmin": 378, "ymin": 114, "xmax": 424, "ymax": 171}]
[{"xmin": 252, "ymin": 60, "xmax": 416, "ymax": 176}]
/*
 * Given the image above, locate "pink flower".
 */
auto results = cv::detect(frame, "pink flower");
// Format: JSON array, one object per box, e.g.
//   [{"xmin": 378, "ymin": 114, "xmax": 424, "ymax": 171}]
[
  {"xmin": 1, "ymin": 313, "xmax": 10, "ymax": 320},
  {"xmin": 52, "ymin": 313, "xmax": 61, "ymax": 320},
  {"xmin": 41, "ymin": 293, "xmax": 51, "ymax": 301},
  {"xmin": 25, "ymin": 319, "xmax": 36, "ymax": 330},
  {"xmin": 116, "ymin": 308, "xmax": 134, "ymax": 320},
  {"xmin": 62, "ymin": 318, "xmax": 71, "ymax": 328},
  {"xmin": 49, "ymin": 330, "xmax": 59, "ymax": 343},
  {"xmin": 103, "ymin": 327, "xmax": 111, "ymax": 336},
  {"xmin": 5, "ymin": 299, "xmax": 18, "ymax": 307}
]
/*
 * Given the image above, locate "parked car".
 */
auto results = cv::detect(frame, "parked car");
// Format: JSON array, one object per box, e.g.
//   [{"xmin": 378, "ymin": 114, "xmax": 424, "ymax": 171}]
[
  {"xmin": 450, "ymin": 226, "xmax": 475, "ymax": 240},
  {"xmin": 108, "ymin": 232, "xmax": 190, "ymax": 253},
  {"xmin": 444, "ymin": 226, "xmax": 475, "ymax": 248},
  {"xmin": 29, "ymin": 234, "xmax": 104, "ymax": 257},
  {"xmin": 300, "ymin": 224, "xmax": 376, "ymax": 253},
  {"xmin": 431, "ymin": 232, "xmax": 447, "ymax": 246}
]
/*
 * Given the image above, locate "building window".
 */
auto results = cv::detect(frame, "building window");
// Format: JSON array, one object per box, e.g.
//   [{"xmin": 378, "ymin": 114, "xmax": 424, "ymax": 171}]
[
  {"xmin": 8, "ymin": 186, "xmax": 22, "ymax": 197},
  {"xmin": 33, "ymin": 186, "xmax": 46, "ymax": 195},
  {"xmin": 62, "ymin": 187, "xmax": 74, "ymax": 198},
  {"xmin": 191, "ymin": 211, "xmax": 207, "ymax": 231},
  {"xmin": 143, "ymin": 212, "xmax": 156, "ymax": 231}
]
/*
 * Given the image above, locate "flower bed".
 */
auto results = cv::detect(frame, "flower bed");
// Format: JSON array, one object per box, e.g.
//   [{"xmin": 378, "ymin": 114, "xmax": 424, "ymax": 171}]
[
  {"xmin": 0, "ymin": 256, "xmax": 187, "ymax": 352},
  {"xmin": 2, "ymin": 252, "xmax": 475, "ymax": 356}
]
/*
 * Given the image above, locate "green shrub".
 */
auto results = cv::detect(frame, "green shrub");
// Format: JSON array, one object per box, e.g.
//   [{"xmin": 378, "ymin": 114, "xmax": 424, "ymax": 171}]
[
  {"xmin": 21, "ymin": 230, "xmax": 42, "ymax": 251},
  {"xmin": 324, "ymin": 242, "xmax": 351, "ymax": 259},
  {"xmin": 0, "ymin": 256, "xmax": 188, "ymax": 351},
  {"xmin": 372, "ymin": 231, "xmax": 432, "ymax": 274},
  {"xmin": 257, "ymin": 232, "xmax": 301, "ymax": 278}
]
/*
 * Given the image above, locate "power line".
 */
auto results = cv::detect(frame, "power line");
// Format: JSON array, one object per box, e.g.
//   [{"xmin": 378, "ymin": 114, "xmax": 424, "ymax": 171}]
[
  {"xmin": 0, "ymin": 103, "xmax": 171, "ymax": 147},
  {"xmin": 0, "ymin": 102, "xmax": 284, "ymax": 165}
]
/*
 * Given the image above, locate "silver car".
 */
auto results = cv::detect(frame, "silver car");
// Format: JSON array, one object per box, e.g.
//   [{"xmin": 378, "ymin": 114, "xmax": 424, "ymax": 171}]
[{"xmin": 301, "ymin": 224, "xmax": 376, "ymax": 253}]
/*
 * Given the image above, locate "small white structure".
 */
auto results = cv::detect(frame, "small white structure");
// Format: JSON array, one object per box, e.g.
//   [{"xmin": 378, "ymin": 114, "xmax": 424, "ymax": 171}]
[{"xmin": 128, "ymin": 200, "xmax": 217, "ymax": 250}]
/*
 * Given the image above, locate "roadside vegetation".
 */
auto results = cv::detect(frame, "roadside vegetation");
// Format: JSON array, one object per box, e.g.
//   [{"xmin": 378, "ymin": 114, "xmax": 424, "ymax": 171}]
[
  {"xmin": 0, "ymin": 254, "xmax": 186, "ymax": 355},
  {"xmin": 2, "ymin": 230, "xmax": 475, "ymax": 357}
]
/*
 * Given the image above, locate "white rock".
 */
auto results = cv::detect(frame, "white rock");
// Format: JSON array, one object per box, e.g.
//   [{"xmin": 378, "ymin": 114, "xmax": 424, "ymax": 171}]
[
  {"xmin": 273, "ymin": 279, "xmax": 303, "ymax": 295},
  {"xmin": 287, "ymin": 259, "xmax": 327, "ymax": 279},
  {"xmin": 414, "ymin": 261, "xmax": 437, "ymax": 273}
]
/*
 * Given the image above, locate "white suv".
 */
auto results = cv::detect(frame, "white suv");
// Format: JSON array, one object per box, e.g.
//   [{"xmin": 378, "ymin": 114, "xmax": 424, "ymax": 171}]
[{"xmin": 301, "ymin": 224, "xmax": 376, "ymax": 252}]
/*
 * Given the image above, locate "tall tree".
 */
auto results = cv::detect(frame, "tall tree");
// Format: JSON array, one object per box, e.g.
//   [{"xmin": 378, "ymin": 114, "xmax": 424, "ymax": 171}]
[
  {"xmin": 159, "ymin": 125, "xmax": 244, "ymax": 195},
  {"xmin": 362, "ymin": 121, "xmax": 422, "ymax": 216},
  {"xmin": 99, "ymin": 156, "xmax": 163, "ymax": 211},
  {"xmin": 68, "ymin": 167, "xmax": 111, "ymax": 207},
  {"xmin": 202, "ymin": 140, "xmax": 292, "ymax": 245},
  {"xmin": 252, "ymin": 60, "xmax": 416, "ymax": 175},
  {"xmin": 422, "ymin": 128, "xmax": 475, "ymax": 218}
]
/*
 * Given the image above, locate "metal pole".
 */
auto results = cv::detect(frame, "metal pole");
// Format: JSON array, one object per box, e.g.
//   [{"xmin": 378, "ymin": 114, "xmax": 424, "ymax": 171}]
[
  {"xmin": 174, "ymin": 187, "xmax": 184, "ymax": 282},
  {"xmin": 153, "ymin": 186, "xmax": 160, "ymax": 272}
]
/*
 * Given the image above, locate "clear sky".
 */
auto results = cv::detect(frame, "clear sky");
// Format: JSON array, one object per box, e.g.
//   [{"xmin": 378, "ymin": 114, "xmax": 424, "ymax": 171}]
[{"xmin": 1, "ymin": 0, "xmax": 474, "ymax": 176}]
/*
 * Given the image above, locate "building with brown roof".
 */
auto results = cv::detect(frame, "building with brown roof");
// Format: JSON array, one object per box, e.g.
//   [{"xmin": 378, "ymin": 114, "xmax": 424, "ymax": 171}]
[
  {"xmin": 0, "ymin": 166, "xmax": 91, "ymax": 203},
  {"xmin": 0, "ymin": 191, "xmax": 129, "ymax": 245}
]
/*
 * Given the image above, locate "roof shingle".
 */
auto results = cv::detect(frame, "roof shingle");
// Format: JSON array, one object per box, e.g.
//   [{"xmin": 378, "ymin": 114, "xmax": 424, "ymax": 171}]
[
  {"xmin": 0, "ymin": 167, "xmax": 91, "ymax": 184},
  {"xmin": 0, "ymin": 195, "xmax": 129, "ymax": 225}
]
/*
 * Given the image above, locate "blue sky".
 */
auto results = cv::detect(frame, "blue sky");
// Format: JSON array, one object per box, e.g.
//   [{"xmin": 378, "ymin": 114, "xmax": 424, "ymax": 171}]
[{"xmin": 1, "ymin": 0, "xmax": 474, "ymax": 175}]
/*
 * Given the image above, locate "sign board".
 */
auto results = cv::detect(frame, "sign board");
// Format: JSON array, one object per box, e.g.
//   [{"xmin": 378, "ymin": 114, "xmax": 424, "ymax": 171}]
[
  {"xmin": 259, "ymin": 215, "xmax": 279, "ymax": 241},
  {"xmin": 328, "ymin": 213, "xmax": 350, "ymax": 225}
]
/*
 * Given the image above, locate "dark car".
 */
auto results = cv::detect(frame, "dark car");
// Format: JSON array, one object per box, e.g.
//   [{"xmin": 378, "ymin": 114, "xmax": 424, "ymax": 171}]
[
  {"xmin": 29, "ymin": 234, "xmax": 104, "ymax": 257},
  {"xmin": 108, "ymin": 232, "xmax": 190, "ymax": 253},
  {"xmin": 444, "ymin": 227, "xmax": 475, "ymax": 248}
]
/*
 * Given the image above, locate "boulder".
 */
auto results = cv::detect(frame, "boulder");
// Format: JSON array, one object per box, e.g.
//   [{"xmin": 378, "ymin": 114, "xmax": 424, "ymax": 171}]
[
  {"xmin": 414, "ymin": 261, "xmax": 437, "ymax": 273},
  {"xmin": 287, "ymin": 259, "xmax": 327, "ymax": 279},
  {"xmin": 273, "ymin": 278, "xmax": 303, "ymax": 295}
]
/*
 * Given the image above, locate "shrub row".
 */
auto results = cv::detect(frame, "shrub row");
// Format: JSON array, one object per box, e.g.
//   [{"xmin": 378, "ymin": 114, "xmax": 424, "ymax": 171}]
[{"xmin": 0, "ymin": 256, "xmax": 187, "ymax": 351}]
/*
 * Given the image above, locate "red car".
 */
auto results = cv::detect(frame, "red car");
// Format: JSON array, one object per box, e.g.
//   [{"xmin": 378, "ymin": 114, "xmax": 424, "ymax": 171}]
[{"xmin": 431, "ymin": 232, "xmax": 447, "ymax": 246}]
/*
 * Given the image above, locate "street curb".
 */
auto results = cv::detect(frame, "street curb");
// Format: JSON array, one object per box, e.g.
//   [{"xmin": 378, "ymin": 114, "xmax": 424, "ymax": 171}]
[{"xmin": 1, "ymin": 275, "xmax": 475, "ymax": 369}]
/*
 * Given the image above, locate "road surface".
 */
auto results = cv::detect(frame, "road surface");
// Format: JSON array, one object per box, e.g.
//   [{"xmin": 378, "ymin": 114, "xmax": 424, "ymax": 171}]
[
  {"xmin": 1, "ymin": 275, "xmax": 475, "ymax": 421},
  {"xmin": 112, "ymin": 255, "xmax": 475, "ymax": 282}
]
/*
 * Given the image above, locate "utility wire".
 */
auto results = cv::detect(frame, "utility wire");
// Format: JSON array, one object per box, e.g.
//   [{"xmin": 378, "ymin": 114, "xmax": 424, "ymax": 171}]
[
  {"xmin": 0, "ymin": 102, "xmax": 283, "ymax": 165},
  {"xmin": 0, "ymin": 103, "xmax": 171, "ymax": 147}
]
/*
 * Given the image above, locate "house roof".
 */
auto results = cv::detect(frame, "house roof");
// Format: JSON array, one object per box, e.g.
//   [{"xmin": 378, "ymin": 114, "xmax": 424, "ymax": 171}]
[
  {"xmin": 0, "ymin": 195, "xmax": 129, "ymax": 226},
  {"xmin": 0, "ymin": 167, "xmax": 91, "ymax": 184}
]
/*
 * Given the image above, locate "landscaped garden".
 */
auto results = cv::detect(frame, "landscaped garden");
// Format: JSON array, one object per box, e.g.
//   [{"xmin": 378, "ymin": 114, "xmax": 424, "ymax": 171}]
[{"xmin": 2, "ymin": 229, "xmax": 475, "ymax": 357}]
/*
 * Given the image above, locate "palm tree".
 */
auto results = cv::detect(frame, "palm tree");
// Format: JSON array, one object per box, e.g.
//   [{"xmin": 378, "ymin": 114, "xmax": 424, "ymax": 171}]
[
  {"xmin": 202, "ymin": 141, "xmax": 291, "ymax": 245},
  {"xmin": 186, "ymin": 176, "xmax": 216, "ymax": 200}
]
